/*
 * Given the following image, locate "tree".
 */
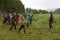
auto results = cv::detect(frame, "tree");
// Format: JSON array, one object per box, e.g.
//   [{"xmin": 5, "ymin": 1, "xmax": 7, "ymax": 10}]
[
  {"xmin": 41, "ymin": 10, "xmax": 48, "ymax": 14},
  {"xmin": 0, "ymin": 0, "xmax": 25, "ymax": 13},
  {"xmin": 38, "ymin": 10, "xmax": 42, "ymax": 14},
  {"xmin": 54, "ymin": 8, "xmax": 60, "ymax": 14}
]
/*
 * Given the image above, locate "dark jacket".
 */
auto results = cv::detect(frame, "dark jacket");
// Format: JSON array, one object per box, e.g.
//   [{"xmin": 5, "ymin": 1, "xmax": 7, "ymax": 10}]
[{"xmin": 11, "ymin": 16, "xmax": 16, "ymax": 23}]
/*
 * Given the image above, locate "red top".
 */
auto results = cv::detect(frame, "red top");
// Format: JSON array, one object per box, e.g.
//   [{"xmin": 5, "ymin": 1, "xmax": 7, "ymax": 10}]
[
  {"xmin": 50, "ymin": 13, "xmax": 53, "ymax": 21},
  {"xmin": 16, "ymin": 15, "xmax": 19, "ymax": 21}
]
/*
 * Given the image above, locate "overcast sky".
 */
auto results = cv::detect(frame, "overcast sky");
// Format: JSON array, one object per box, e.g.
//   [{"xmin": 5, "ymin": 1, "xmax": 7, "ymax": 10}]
[{"xmin": 21, "ymin": 0, "xmax": 60, "ymax": 10}]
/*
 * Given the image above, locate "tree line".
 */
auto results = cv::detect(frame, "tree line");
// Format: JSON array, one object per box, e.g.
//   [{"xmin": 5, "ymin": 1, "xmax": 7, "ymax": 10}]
[
  {"xmin": 26, "ymin": 8, "xmax": 60, "ymax": 14},
  {"xmin": 26, "ymin": 8, "xmax": 48, "ymax": 14},
  {"xmin": 0, "ymin": 0, "xmax": 60, "ymax": 14},
  {"xmin": 0, "ymin": 0, "xmax": 25, "ymax": 13}
]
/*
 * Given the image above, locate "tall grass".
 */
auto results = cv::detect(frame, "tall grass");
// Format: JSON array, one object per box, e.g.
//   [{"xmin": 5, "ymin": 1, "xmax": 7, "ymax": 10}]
[{"xmin": 0, "ymin": 14, "xmax": 60, "ymax": 40}]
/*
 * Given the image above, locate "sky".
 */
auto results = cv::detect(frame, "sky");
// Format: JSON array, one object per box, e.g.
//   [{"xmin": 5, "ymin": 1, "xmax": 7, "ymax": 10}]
[{"xmin": 21, "ymin": 0, "xmax": 60, "ymax": 10}]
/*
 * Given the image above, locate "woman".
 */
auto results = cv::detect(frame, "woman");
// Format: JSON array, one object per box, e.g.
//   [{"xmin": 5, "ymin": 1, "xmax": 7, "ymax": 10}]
[{"xmin": 49, "ymin": 11, "xmax": 54, "ymax": 29}]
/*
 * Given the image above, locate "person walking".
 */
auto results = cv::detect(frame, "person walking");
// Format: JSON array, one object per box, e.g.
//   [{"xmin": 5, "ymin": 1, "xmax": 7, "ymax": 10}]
[
  {"xmin": 18, "ymin": 15, "xmax": 26, "ymax": 33},
  {"xmin": 10, "ymin": 14, "xmax": 16, "ymax": 31},
  {"xmin": 6, "ymin": 14, "xmax": 10, "ymax": 25},
  {"xmin": 29, "ymin": 14, "xmax": 33, "ymax": 25},
  {"xmin": 49, "ymin": 12, "xmax": 54, "ymax": 29}
]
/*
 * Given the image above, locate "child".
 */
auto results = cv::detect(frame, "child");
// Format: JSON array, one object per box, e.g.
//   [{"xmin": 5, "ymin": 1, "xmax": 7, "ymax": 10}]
[
  {"xmin": 15, "ymin": 13, "xmax": 19, "ymax": 25},
  {"xmin": 18, "ymin": 15, "xmax": 26, "ymax": 33},
  {"xmin": 49, "ymin": 12, "xmax": 54, "ymax": 29},
  {"xmin": 10, "ymin": 14, "xmax": 16, "ymax": 31},
  {"xmin": 6, "ymin": 14, "xmax": 10, "ymax": 25},
  {"xmin": 26, "ymin": 15, "xmax": 30, "ymax": 28},
  {"xmin": 3, "ymin": 14, "xmax": 7, "ymax": 24},
  {"xmin": 29, "ymin": 14, "xmax": 33, "ymax": 25}
]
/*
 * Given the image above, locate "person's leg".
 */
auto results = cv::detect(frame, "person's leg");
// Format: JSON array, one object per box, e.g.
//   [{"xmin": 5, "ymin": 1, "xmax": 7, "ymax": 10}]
[
  {"xmin": 27, "ymin": 24, "xmax": 29, "ymax": 27},
  {"xmin": 3, "ymin": 18, "xmax": 6, "ymax": 24},
  {"xmin": 30, "ymin": 20, "xmax": 32, "ymax": 25},
  {"xmin": 50, "ymin": 26, "xmax": 52, "ymax": 29},
  {"xmin": 8, "ymin": 20, "xmax": 10, "ymax": 25},
  {"xmin": 14, "ymin": 23, "xmax": 16, "ymax": 30},
  {"xmin": 5, "ymin": 18, "xmax": 7, "ymax": 24},
  {"xmin": 49, "ymin": 21, "xmax": 53, "ymax": 29},
  {"xmin": 26, "ymin": 23, "xmax": 29, "ymax": 29},
  {"xmin": 10, "ymin": 20, "xmax": 11, "ymax": 25},
  {"xmin": 23, "ymin": 25, "xmax": 26, "ymax": 34},
  {"xmin": 6, "ymin": 20, "xmax": 8, "ymax": 24},
  {"xmin": 10, "ymin": 23, "xmax": 13, "ymax": 31},
  {"xmin": 18, "ymin": 25, "xmax": 23, "ymax": 32},
  {"xmin": 51, "ymin": 21, "xmax": 53, "ymax": 29},
  {"xmin": 3, "ymin": 19, "xmax": 5, "ymax": 24},
  {"xmin": 16, "ymin": 20, "xmax": 17, "ymax": 25},
  {"xmin": 16, "ymin": 21, "xmax": 18, "ymax": 25}
]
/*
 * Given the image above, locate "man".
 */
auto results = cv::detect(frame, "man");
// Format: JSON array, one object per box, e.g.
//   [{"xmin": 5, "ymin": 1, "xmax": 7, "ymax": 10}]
[{"xmin": 10, "ymin": 14, "xmax": 16, "ymax": 31}]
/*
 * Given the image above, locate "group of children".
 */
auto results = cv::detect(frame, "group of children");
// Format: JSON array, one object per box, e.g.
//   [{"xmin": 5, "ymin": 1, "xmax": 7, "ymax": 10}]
[
  {"xmin": 2, "ymin": 12, "xmax": 33, "ymax": 33},
  {"xmin": 3, "ymin": 13, "xmax": 19, "ymax": 25},
  {"xmin": 2, "ymin": 11, "xmax": 54, "ymax": 33}
]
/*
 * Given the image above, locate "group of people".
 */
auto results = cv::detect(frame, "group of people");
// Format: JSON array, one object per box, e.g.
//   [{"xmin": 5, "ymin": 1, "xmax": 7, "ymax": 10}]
[
  {"xmin": 2, "ymin": 12, "xmax": 33, "ymax": 33},
  {"xmin": 1, "ymin": 11, "xmax": 54, "ymax": 34},
  {"xmin": 3, "ymin": 13, "xmax": 19, "ymax": 25}
]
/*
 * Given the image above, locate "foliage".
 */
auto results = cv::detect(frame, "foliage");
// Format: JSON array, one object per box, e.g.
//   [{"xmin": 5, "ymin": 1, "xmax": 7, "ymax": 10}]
[
  {"xmin": 26, "ymin": 8, "xmax": 48, "ymax": 14},
  {"xmin": 0, "ymin": 0, "xmax": 25, "ymax": 13},
  {"xmin": 54, "ymin": 8, "xmax": 60, "ymax": 14}
]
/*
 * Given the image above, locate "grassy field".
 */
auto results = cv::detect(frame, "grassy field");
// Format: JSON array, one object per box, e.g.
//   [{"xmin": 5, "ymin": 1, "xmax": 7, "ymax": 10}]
[{"xmin": 0, "ymin": 14, "xmax": 60, "ymax": 40}]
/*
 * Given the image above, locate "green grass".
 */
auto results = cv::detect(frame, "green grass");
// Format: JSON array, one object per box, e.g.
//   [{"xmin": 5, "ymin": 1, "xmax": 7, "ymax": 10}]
[{"xmin": 0, "ymin": 14, "xmax": 60, "ymax": 40}]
